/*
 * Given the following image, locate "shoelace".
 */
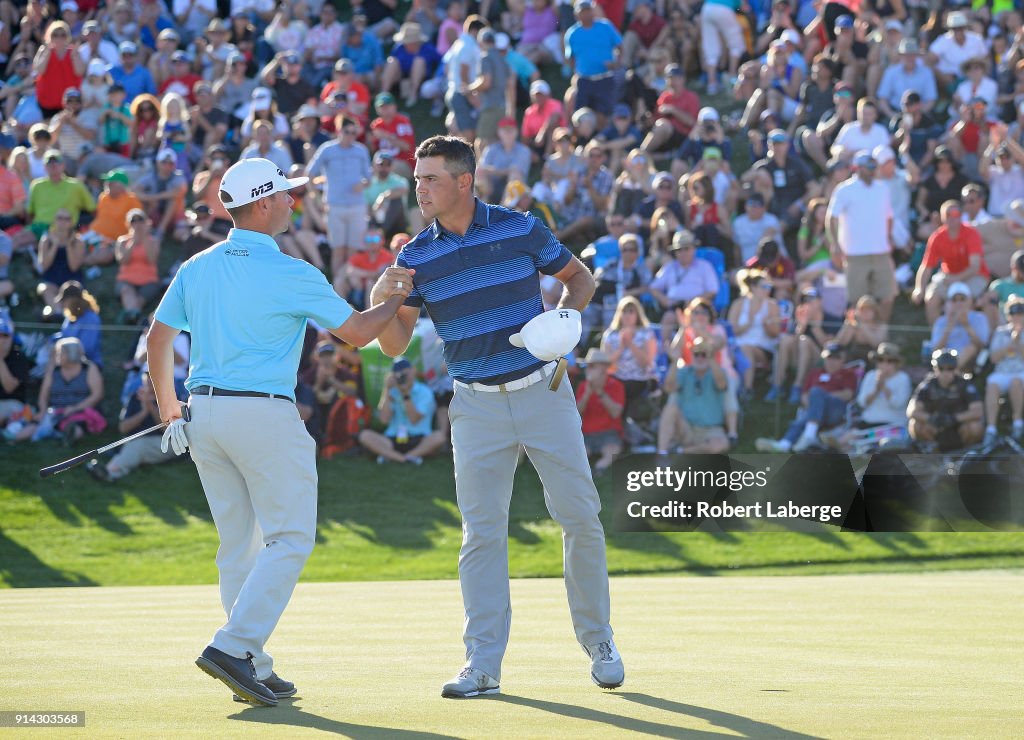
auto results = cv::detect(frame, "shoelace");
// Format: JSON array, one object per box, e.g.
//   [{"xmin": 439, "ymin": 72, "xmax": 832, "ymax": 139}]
[
  {"xmin": 597, "ymin": 642, "xmax": 613, "ymax": 662},
  {"xmin": 458, "ymin": 667, "xmax": 475, "ymax": 680},
  {"xmin": 245, "ymin": 652, "xmax": 258, "ymax": 680}
]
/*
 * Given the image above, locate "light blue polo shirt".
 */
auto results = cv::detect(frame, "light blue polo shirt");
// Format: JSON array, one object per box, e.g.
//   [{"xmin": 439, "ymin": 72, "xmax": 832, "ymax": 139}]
[
  {"xmin": 155, "ymin": 228, "xmax": 353, "ymax": 400},
  {"xmin": 383, "ymin": 381, "xmax": 436, "ymax": 438}
]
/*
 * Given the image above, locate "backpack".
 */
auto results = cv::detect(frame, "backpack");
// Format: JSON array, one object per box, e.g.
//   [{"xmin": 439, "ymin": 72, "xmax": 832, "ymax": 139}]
[{"xmin": 320, "ymin": 395, "xmax": 372, "ymax": 459}]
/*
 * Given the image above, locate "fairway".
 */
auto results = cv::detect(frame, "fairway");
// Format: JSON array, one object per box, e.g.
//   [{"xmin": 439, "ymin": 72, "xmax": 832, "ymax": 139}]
[{"xmin": 2, "ymin": 573, "xmax": 1021, "ymax": 738}]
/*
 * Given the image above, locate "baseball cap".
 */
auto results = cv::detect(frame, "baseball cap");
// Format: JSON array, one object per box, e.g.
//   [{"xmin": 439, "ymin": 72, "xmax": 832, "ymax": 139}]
[
  {"xmin": 495, "ymin": 32, "xmax": 510, "ymax": 50},
  {"xmin": 801, "ymin": 286, "xmax": 820, "ymax": 300},
  {"xmin": 83, "ymin": 19, "xmax": 100, "ymax": 33},
  {"xmin": 665, "ymin": 63, "xmax": 684, "ymax": 78},
  {"xmin": 171, "ymin": 50, "xmax": 191, "ymax": 63},
  {"xmin": 759, "ymin": 109, "xmax": 777, "ymax": 122},
  {"xmin": 392, "ymin": 357, "xmax": 413, "ymax": 373},
  {"xmin": 119, "ymin": 40, "xmax": 138, "ymax": 55},
  {"xmin": 156, "ymin": 149, "xmax": 177, "ymax": 164},
  {"xmin": 375, "ymin": 91, "xmax": 396, "ymax": 108},
  {"xmin": 834, "ymin": 14, "xmax": 854, "ymax": 30},
  {"xmin": 292, "ymin": 104, "xmax": 320, "ymax": 123},
  {"xmin": 206, "ymin": 18, "xmax": 228, "ymax": 33},
  {"xmin": 781, "ymin": 29, "xmax": 801, "ymax": 45},
  {"xmin": 251, "ymin": 86, "xmax": 272, "ymax": 111},
  {"xmin": 771, "ymin": 39, "xmax": 787, "ymax": 51},
  {"xmin": 653, "ymin": 171, "xmax": 674, "ymax": 188},
  {"xmin": 574, "ymin": 0, "xmax": 594, "ymax": 11},
  {"xmin": 283, "ymin": 51, "xmax": 301, "ymax": 65},
  {"xmin": 931, "ymin": 348, "xmax": 958, "ymax": 368},
  {"xmin": 0, "ymin": 314, "xmax": 12, "ymax": 336},
  {"xmin": 335, "ymin": 58, "xmax": 354, "ymax": 73},
  {"xmin": 479, "ymin": 29, "xmax": 496, "ymax": 44},
  {"xmin": 87, "ymin": 58, "xmax": 108, "ymax": 77},
  {"xmin": 947, "ymin": 11, "xmax": 968, "ymax": 29},
  {"xmin": 884, "ymin": 19, "xmax": 902, "ymax": 32},
  {"xmin": 745, "ymin": 192, "xmax": 765, "ymax": 205},
  {"xmin": 853, "ymin": 150, "xmax": 877, "ymax": 169},
  {"xmin": 158, "ymin": 28, "xmax": 180, "ymax": 41},
  {"xmin": 372, "ymin": 150, "xmax": 393, "ymax": 164},
  {"xmin": 101, "ymin": 168, "xmax": 130, "ymax": 185},
  {"xmin": 498, "ymin": 116, "xmax": 518, "ymax": 129},
  {"xmin": 703, "ymin": 146, "xmax": 723, "ymax": 161},
  {"xmin": 669, "ymin": 229, "xmax": 696, "ymax": 250},
  {"xmin": 697, "ymin": 106, "xmax": 719, "ymax": 123},
  {"xmin": 821, "ymin": 341, "xmax": 844, "ymax": 358},
  {"xmin": 898, "ymin": 39, "xmax": 919, "ymax": 54},
  {"xmin": 228, "ymin": 51, "xmax": 246, "ymax": 66},
  {"xmin": 1006, "ymin": 200, "xmax": 1024, "ymax": 228},
  {"xmin": 55, "ymin": 280, "xmax": 83, "ymax": 302},
  {"xmin": 612, "ymin": 103, "xmax": 632, "ymax": 118},
  {"xmin": 44, "ymin": 149, "xmax": 63, "ymax": 163},
  {"xmin": 64, "ymin": 87, "xmax": 82, "ymax": 100},
  {"xmin": 947, "ymin": 281, "xmax": 971, "ymax": 299},
  {"xmin": 874, "ymin": 342, "xmax": 902, "ymax": 361},
  {"xmin": 218, "ymin": 157, "xmax": 308, "ymax": 208},
  {"xmin": 872, "ymin": 145, "xmax": 895, "ymax": 165},
  {"xmin": 768, "ymin": 128, "xmax": 788, "ymax": 143},
  {"xmin": 530, "ymin": 80, "xmax": 551, "ymax": 96},
  {"xmin": 934, "ymin": 145, "xmax": 955, "ymax": 163},
  {"xmin": 61, "ymin": 0, "xmax": 79, "ymax": 12}
]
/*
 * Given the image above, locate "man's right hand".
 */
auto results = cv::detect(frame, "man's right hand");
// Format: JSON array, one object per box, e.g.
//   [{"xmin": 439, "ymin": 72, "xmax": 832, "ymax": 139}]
[{"xmin": 370, "ymin": 266, "xmax": 415, "ymax": 306}]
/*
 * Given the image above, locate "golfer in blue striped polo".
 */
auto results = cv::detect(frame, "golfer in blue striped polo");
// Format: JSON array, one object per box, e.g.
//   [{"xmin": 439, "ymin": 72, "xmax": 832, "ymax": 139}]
[{"xmin": 370, "ymin": 135, "xmax": 625, "ymax": 697}]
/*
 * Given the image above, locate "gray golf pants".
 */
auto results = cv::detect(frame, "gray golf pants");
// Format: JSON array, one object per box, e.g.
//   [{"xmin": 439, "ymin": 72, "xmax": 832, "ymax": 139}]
[
  {"xmin": 449, "ymin": 376, "xmax": 613, "ymax": 680},
  {"xmin": 185, "ymin": 393, "xmax": 318, "ymax": 680}
]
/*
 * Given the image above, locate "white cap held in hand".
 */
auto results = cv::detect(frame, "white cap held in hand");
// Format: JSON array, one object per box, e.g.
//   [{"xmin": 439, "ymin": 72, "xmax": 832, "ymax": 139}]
[{"xmin": 509, "ymin": 308, "xmax": 582, "ymax": 362}]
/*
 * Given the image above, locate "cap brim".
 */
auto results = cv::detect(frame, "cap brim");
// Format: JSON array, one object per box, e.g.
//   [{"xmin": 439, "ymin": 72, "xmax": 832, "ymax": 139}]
[
  {"xmin": 284, "ymin": 176, "xmax": 308, "ymax": 190},
  {"xmin": 509, "ymin": 333, "xmax": 525, "ymax": 348}
]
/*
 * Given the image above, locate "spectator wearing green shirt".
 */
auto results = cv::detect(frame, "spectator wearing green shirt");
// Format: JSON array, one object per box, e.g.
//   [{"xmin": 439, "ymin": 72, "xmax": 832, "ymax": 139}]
[
  {"xmin": 364, "ymin": 151, "xmax": 410, "ymax": 238},
  {"xmin": 27, "ymin": 150, "xmax": 96, "ymax": 238},
  {"xmin": 985, "ymin": 249, "xmax": 1024, "ymax": 330}
]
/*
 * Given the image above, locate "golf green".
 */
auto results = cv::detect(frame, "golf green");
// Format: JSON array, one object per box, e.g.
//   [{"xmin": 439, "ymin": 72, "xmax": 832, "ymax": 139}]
[{"xmin": 2, "ymin": 573, "xmax": 1021, "ymax": 738}]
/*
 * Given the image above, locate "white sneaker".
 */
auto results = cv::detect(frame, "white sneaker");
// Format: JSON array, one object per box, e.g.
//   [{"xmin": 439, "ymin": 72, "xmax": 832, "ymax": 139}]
[
  {"xmin": 792, "ymin": 431, "xmax": 818, "ymax": 452},
  {"xmin": 755, "ymin": 437, "xmax": 788, "ymax": 453},
  {"xmin": 583, "ymin": 639, "xmax": 624, "ymax": 689},
  {"xmin": 440, "ymin": 667, "xmax": 500, "ymax": 698}
]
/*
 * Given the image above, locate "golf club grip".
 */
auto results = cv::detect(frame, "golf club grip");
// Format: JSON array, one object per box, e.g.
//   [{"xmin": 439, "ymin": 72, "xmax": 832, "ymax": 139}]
[{"xmin": 39, "ymin": 449, "xmax": 99, "ymax": 478}]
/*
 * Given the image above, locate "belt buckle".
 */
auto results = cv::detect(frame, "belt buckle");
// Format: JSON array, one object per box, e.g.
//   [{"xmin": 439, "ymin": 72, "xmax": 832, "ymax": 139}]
[{"xmin": 498, "ymin": 382, "xmax": 508, "ymax": 392}]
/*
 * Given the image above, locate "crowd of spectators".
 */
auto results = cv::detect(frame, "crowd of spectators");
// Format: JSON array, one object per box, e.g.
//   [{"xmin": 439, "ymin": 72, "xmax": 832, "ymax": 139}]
[{"xmin": 3, "ymin": 0, "xmax": 1024, "ymax": 477}]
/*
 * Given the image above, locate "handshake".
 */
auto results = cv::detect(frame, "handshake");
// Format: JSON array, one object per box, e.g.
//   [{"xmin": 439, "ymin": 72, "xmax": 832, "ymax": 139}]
[{"xmin": 370, "ymin": 266, "xmax": 416, "ymax": 305}]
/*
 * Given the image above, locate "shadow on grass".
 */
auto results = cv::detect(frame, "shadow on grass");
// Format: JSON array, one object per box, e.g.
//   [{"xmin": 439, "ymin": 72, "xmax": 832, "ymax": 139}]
[
  {"xmin": 495, "ymin": 692, "xmax": 823, "ymax": 738},
  {"xmin": 229, "ymin": 701, "xmax": 461, "ymax": 738},
  {"xmin": 0, "ymin": 527, "xmax": 95, "ymax": 586}
]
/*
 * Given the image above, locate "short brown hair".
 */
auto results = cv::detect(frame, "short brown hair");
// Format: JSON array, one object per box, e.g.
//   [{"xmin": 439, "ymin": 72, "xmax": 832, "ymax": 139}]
[{"xmin": 415, "ymin": 135, "xmax": 476, "ymax": 180}]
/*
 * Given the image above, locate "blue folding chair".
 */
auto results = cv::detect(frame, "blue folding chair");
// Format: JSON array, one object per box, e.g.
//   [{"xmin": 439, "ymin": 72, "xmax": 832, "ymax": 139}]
[{"xmin": 696, "ymin": 246, "xmax": 730, "ymax": 315}]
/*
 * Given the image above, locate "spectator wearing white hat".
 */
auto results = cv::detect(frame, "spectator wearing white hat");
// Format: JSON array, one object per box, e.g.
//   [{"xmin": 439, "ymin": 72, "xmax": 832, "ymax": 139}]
[
  {"xmin": 109, "ymin": 40, "xmax": 157, "ymax": 105},
  {"xmin": 960, "ymin": 183, "xmax": 992, "ymax": 227},
  {"xmin": 521, "ymin": 80, "xmax": 566, "ymax": 161},
  {"xmin": 79, "ymin": 20, "xmax": 121, "ymax": 69},
  {"xmin": 929, "ymin": 282, "xmax": 991, "ymax": 370},
  {"xmin": 826, "ymin": 149, "xmax": 896, "ymax": 320},
  {"xmin": 873, "ymin": 144, "xmax": 917, "ymax": 254},
  {"xmin": 927, "ymin": 11, "xmax": 987, "ymax": 93}
]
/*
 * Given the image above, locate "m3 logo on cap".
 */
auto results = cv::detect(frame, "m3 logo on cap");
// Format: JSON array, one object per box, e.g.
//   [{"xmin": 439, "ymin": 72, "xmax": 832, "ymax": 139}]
[{"xmin": 251, "ymin": 180, "xmax": 274, "ymax": 198}]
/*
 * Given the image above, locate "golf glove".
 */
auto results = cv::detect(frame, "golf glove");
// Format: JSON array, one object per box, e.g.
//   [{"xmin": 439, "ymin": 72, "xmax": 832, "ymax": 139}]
[{"xmin": 161, "ymin": 417, "xmax": 189, "ymax": 456}]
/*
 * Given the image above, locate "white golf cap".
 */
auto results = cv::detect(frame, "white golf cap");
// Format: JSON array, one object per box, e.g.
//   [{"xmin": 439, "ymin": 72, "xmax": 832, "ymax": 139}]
[
  {"xmin": 872, "ymin": 145, "xmax": 895, "ymax": 165},
  {"xmin": 697, "ymin": 106, "xmax": 719, "ymax": 122},
  {"xmin": 947, "ymin": 281, "xmax": 971, "ymax": 298},
  {"xmin": 218, "ymin": 158, "xmax": 308, "ymax": 209},
  {"xmin": 251, "ymin": 86, "xmax": 272, "ymax": 112},
  {"xmin": 509, "ymin": 309, "xmax": 582, "ymax": 362},
  {"xmin": 530, "ymin": 80, "xmax": 551, "ymax": 96},
  {"xmin": 495, "ymin": 32, "xmax": 510, "ymax": 50},
  {"xmin": 781, "ymin": 29, "xmax": 801, "ymax": 45},
  {"xmin": 947, "ymin": 11, "xmax": 968, "ymax": 29}
]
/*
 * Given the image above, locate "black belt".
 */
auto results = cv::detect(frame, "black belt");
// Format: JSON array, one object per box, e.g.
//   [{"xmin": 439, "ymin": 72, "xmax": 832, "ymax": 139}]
[{"xmin": 192, "ymin": 385, "xmax": 294, "ymax": 403}]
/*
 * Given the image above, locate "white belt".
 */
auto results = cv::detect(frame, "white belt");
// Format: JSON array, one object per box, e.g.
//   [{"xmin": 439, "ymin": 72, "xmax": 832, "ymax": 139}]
[{"xmin": 454, "ymin": 361, "xmax": 558, "ymax": 393}]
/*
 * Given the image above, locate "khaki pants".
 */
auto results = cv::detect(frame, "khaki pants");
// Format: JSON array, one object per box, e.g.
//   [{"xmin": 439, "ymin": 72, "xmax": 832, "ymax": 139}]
[
  {"xmin": 846, "ymin": 253, "xmax": 897, "ymax": 302},
  {"xmin": 185, "ymin": 393, "xmax": 318, "ymax": 680},
  {"xmin": 449, "ymin": 377, "xmax": 613, "ymax": 680}
]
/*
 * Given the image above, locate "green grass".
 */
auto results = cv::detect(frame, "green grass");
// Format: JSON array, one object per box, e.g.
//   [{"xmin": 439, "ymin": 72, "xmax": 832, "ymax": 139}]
[
  {"xmin": 2, "ymin": 574, "xmax": 1022, "ymax": 737},
  {"xmin": 3, "ymin": 446, "xmax": 1024, "ymax": 587}
]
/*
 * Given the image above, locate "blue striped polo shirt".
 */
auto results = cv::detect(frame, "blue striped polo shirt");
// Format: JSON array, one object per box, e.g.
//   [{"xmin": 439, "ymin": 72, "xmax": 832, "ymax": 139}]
[{"xmin": 397, "ymin": 199, "xmax": 572, "ymax": 385}]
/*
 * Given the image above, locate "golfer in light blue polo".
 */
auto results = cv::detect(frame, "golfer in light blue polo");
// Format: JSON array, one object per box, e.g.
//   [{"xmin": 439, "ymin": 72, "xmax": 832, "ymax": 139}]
[{"xmin": 147, "ymin": 157, "xmax": 413, "ymax": 707}]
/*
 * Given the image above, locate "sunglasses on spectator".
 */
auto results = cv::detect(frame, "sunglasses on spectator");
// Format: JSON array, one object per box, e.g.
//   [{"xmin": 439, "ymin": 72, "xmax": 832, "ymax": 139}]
[
  {"xmin": 950, "ymin": 295, "xmax": 968, "ymax": 301},
  {"xmin": 937, "ymin": 366, "xmax": 956, "ymax": 372},
  {"xmin": 878, "ymin": 357, "xmax": 899, "ymax": 364},
  {"xmin": 365, "ymin": 234, "xmax": 382, "ymax": 244},
  {"xmin": 620, "ymin": 246, "xmax": 638, "ymax": 252},
  {"xmin": 692, "ymin": 351, "xmax": 709, "ymax": 358},
  {"xmin": 131, "ymin": 215, "xmax": 146, "ymax": 223},
  {"xmin": 757, "ymin": 282, "xmax": 773, "ymax": 290},
  {"xmin": 657, "ymin": 183, "xmax": 673, "ymax": 190},
  {"xmin": 1009, "ymin": 305, "xmax": 1024, "ymax": 315},
  {"xmin": 377, "ymin": 160, "xmax": 391, "ymax": 166},
  {"xmin": 55, "ymin": 214, "xmax": 72, "ymax": 221}
]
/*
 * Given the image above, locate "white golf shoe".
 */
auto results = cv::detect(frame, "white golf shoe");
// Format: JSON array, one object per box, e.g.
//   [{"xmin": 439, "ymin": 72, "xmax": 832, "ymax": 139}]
[
  {"xmin": 584, "ymin": 639, "xmax": 625, "ymax": 689},
  {"xmin": 440, "ymin": 667, "xmax": 500, "ymax": 698}
]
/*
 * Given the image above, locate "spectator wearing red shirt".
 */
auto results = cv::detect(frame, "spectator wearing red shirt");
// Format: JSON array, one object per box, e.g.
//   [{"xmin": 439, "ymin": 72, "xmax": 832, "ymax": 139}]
[
  {"xmin": 368, "ymin": 92, "xmax": 416, "ymax": 178},
  {"xmin": 948, "ymin": 97, "xmax": 994, "ymax": 176},
  {"xmin": 595, "ymin": 0, "xmax": 625, "ymax": 30},
  {"xmin": 521, "ymin": 80, "xmax": 567, "ymax": 161},
  {"xmin": 756, "ymin": 342, "xmax": 859, "ymax": 452},
  {"xmin": 744, "ymin": 238, "xmax": 795, "ymax": 300},
  {"xmin": 0, "ymin": 135, "xmax": 26, "ymax": 230},
  {"xmin": 913, "ymin": 200, "xmax": 991, "ymax": 323},
  {"xmin": 575, "ymin": 348, "xmax": 625, "ymax": 476},
  {"xmin": 621, "ymin": 0, "xmax": 668, "ymax": 66},
  {"xmin": 641, "ymin": 64, "xmax": 699, "ymax": 154},
  {"xmin": 320, "ymin": 59, "xmax": 371, "ymax": 133},
  {"xmin": 159, "ymin": 52, "xmax": 203, "ymax": 103}
]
